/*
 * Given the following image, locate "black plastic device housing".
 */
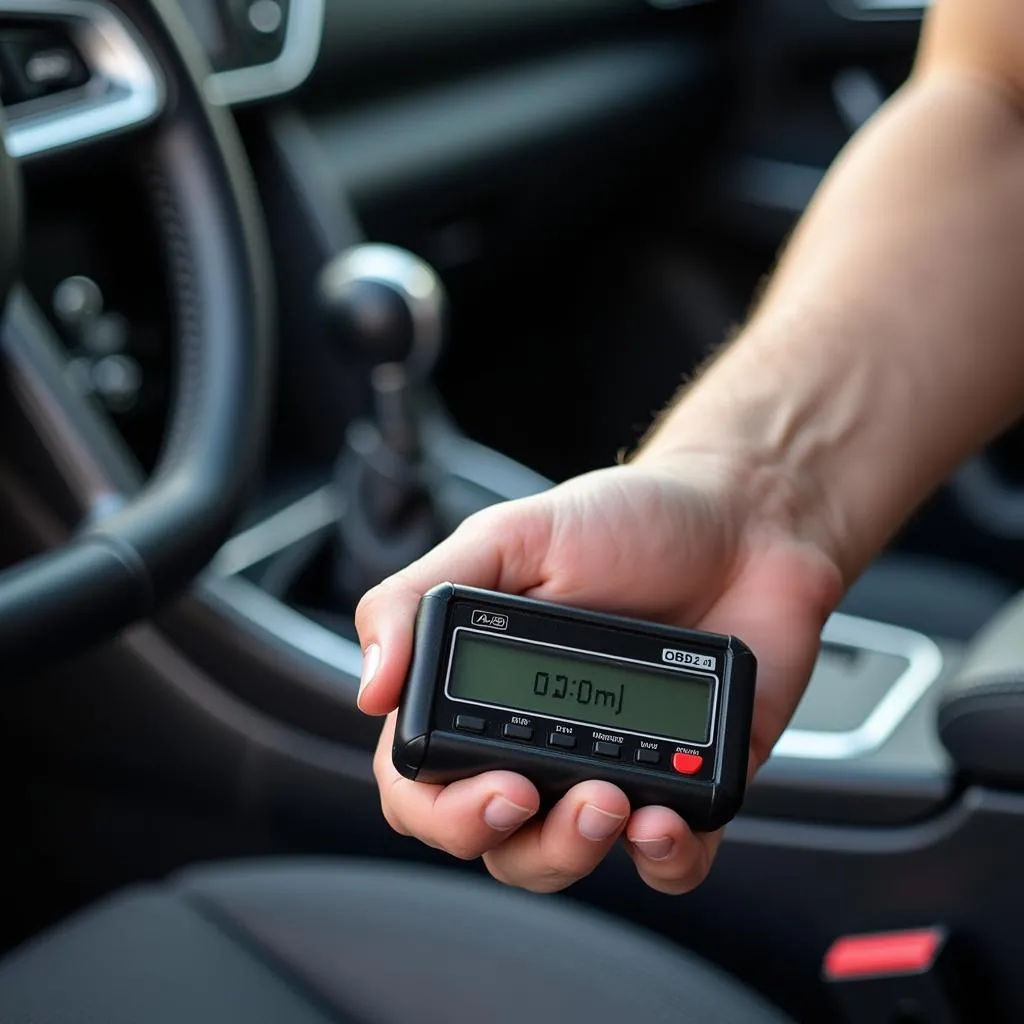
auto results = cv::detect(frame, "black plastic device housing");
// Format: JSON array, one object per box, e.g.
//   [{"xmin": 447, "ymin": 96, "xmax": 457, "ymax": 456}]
[{"xmin": 393, "ymin": 583, "xmax": 757, "ymax": 831}]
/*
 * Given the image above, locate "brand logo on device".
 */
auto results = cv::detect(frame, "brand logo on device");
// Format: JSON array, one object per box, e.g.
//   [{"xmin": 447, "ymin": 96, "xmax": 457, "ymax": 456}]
[
  {"xmin": 662, "ymin": 648, "xmax": 716, "ymax": 671},
  {"xmin": 472, "ymin": 610, "xmax": 508, "ymax": 630}
]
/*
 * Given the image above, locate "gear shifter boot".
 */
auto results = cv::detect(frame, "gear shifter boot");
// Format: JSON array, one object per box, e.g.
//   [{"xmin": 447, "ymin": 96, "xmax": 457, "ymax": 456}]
[{"xmin": 331, "ymin": 417, "xmax": 444, "ymax": 605}]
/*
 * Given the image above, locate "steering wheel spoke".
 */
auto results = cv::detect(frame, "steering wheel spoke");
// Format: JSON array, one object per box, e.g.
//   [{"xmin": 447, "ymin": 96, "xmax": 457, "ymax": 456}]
[
  {"xmin": 1, "ymin": 286, "xmax": 141, "ymax": 519},
  {"xmin": 0, "ymin": 0, "xmax": 164, "ymax": 160}
]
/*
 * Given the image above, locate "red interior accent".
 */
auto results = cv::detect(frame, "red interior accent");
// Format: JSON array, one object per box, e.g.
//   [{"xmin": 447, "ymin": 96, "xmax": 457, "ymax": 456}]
[
  {"xmin": 671, "ymin": 752, "xmax": 703, "ymax": 775},
  {"xmin": 823, "ymin": 929, "xmax": 943, "ymax": 981}
]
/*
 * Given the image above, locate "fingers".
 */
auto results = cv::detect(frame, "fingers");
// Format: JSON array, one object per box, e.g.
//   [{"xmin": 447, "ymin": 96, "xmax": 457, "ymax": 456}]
[
  {"xmin": 376, "ymin": 709, "xmax": 722, "ymax": 894},
  {"xmin": 354, "ymin": 501, "xmax": 553, "ymax": 715},
  {"xmin": 482, "ymin": 781, "xmax": 630, "ymax": 893},
  {"xmin": 624, "ymin": 805, "xmax": 723, "ymax": 895},
  {"xmin": 374, "ymin": 714, "xmax": 541, "ymax": 859}
]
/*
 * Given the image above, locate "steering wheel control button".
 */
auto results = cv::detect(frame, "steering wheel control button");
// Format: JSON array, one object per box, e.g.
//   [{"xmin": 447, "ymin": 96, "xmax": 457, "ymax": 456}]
[
  {"xmin": 502, "ymin": 723, "xmax": 534, "ymax": 742},
  {"xmin": 454, "ymin": 714, "xmax": 486, "ymax": 735},
  {"xmin": 53, "ymin": 276, "xmax": 104, "ymax": 328},
  {"xmin": 91, "ymin": 354, "xmax": 142, "ymax": 413},
  {"xmin": 634, "ymin": 747, "xmax": 661, "ymax": 766},
  {"xmin": 672, "ymin": 752, "xmax": 703, "ymax": 775},
  {"xmin": 547, "ymin": 732, "xmax": 576, "ymax": 750},
  {"xmin": 593, "ymin": 740, "xmax": 621, "ymax": 759},
  {"xmin": 248, "ymin": 0, "xmax": 285, "ymax": 35},
  {"xmin": 3, "ymin": 30, "xmax": 89, "ymax": 101}
]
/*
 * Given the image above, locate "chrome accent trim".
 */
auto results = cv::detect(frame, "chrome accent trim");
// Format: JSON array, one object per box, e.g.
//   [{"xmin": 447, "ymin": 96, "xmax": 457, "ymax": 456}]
[
  {"xmin": 773, "ymin": 613, "xmax": 944, "ymax": 760},
  {"xmin": 1, "ymin": 0, "xmax": 164, "ymax": 159},
  {"xmin": 211, "ymin": 486, "xmax": 337, "ymax": 577},
  {"xmin": 204, "ymin": 0, "xmax": 325, "ymax": 106},
  {"xmin": 206, "ymin": 573, "xmax": 364, "ymax": 678},
  {"xmin": 828, "ymin": 0, "xmax": 931, "ymax": 19}
]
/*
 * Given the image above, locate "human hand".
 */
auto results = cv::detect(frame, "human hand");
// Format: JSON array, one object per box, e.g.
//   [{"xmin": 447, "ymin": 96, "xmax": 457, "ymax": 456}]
[{"xmin": 355, "ymin": 454, "xmax": 842, "ymax": 894}]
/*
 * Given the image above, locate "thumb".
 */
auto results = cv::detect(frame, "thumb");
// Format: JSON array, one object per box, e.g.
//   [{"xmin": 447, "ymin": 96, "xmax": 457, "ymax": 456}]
[{"xmin": 353, "ymin": 499, "xmax": 553, "ymax": 715}]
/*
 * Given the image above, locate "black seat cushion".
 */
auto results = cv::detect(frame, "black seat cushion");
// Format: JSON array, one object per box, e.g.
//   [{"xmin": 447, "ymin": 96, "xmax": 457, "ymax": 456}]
[{"xmin": 0, "ymin": 859, "xmax": 792, "ymax": 1024}]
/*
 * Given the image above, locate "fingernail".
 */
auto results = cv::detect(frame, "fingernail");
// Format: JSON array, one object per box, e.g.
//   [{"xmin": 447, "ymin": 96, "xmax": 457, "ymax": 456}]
[
  {"xmin": 357, "ymin": 644, "xmax": 380, "ymax": 707},
  {"xmin": 484, "ymin": 795, "xmax": 535, "ymax": 832},
  {"xmin": 578, "ymin": 804, "xmax": 626, "ymax": 842},
  {"xmin": 632, "ymin": 836, "xmax": 674, "ymax": 861}
]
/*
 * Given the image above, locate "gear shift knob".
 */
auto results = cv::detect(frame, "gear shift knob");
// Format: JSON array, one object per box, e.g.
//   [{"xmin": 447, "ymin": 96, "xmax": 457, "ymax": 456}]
[
  {"xmin": 318, "ymin": 244, "xmax": 446, "ymax": 379},
  {"xmin": 320, "ymin": 245, "xmax": 451, "ymax": 604}
]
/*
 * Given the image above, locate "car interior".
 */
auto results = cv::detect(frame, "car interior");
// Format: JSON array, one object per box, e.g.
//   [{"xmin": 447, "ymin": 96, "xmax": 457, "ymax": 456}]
[{"xmin": 1, "ymin": 0, "xmax": 1024, "ymax": 1021}]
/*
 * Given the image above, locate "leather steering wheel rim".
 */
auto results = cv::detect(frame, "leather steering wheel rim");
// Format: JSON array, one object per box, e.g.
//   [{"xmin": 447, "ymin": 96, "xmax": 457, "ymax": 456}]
[{"xmin": 0, "ymin": 0, "xmax": 274, "ymax": 670}]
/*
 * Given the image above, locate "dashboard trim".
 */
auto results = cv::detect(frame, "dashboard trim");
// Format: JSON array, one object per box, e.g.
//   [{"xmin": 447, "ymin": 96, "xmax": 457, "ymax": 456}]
[
  {"xmin": 828, "ymin": 0, "xmax": 931, "ymax": 20},
  {"xmin": 204, "ymin": 0, "xmax": 325, "ymax": 106},
  {"xmin": 0, "ymin": 0, "xmax": 164, "ymax": 159},
  {"xmin": 773, "ymin": 614, "xmax": 944, "ymax": 761}
]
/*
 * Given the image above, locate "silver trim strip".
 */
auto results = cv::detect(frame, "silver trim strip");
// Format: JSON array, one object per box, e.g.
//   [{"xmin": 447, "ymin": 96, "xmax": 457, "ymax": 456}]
[
  {"xmin": 1, "ymin": 1, "xmax": 164, "ymax": 159},
  {"xmin": 828, "ymin": 0, "xmax": 931, "ymax": 18},
  {"xmin": 211, "ymin": 486, "xmax": 338, "ymax": 577},
  {"xmin": 443, "ymin": 625, "xmax": 719, "ymax": 748},
  {"xmin": 772, "ymin": 613, "xmax": 944, "ymax": 760},
  {"xmin": 204, "ymin": 0, "xmax": 325, "ymax": 106},
  {"xmin": 206, "ymin": 573, "xmax": 364, "ymax": 678}
]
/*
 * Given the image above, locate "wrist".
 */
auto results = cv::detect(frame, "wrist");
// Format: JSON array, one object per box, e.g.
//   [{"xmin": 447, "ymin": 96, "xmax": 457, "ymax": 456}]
[
  {"xmin": 633, "ymin": 439, "xmax": 847, "ymax": 577},
  {"xmin": 631, "ymin": 320, "xmax": 868, "ymax": 586}
]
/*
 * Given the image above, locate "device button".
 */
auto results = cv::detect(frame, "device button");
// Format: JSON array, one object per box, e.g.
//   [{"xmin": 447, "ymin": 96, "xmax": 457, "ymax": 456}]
[
  {"xmin": 634, "ymin": 747, "xmax": 661, "ymax": 766},
  {"xmin": 454, "ymin": 714, "xmax": 486, "ymax": 735},
  {"xmin": 593, "ymin": 740, "xmax": 621, "ymax": 759},
  {"xmin": 548, "ymin": 732, "xmax": 576, "ymax": 750},
  {"xmin": 672, "ymin": 752, "xmax": 704, "ymax": 775},
  {"xmin": 502, "ymin": 723, "xmax": 534, "ymax": 742}
]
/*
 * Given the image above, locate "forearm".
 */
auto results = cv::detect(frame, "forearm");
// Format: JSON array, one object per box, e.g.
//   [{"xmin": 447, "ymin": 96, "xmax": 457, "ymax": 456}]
[{"xmin": 639, "ymin": 69, "xmax": 1024, "ymax": 584}]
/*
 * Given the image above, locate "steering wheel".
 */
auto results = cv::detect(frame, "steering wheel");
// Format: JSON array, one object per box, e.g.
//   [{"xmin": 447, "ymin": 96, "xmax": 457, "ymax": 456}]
[{"xmin": 0, "ymin": 0, "xmax": 272, "ymax": 670}]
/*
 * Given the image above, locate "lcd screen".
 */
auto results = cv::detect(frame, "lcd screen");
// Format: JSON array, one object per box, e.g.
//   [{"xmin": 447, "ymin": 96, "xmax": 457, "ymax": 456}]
[{"xmin": 447, "ymin": 631, "xmax": 713, "ymax": 742}]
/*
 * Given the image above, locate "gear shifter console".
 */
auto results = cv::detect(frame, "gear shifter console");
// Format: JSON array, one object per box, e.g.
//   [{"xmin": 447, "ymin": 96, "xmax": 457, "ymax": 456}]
[{"xmin": 319, "ymin": 245, "xmax": 455, "ymax": 607}]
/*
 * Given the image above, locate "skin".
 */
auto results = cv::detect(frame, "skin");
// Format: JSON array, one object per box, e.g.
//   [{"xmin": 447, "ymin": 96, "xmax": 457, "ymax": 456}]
[{"xmin": 355, "ymin": 0, "xmax": 1024, "ymax": 896}]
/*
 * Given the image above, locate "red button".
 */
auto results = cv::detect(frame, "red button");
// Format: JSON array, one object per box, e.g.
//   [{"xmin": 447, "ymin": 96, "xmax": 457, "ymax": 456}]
[
  {"xmin": 672, "ymin": 752, "xmax": 703, "ymax": 775},
  {"xmin": 823, "ymin": 929, "xmax": 943, "ymax": 981}
]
